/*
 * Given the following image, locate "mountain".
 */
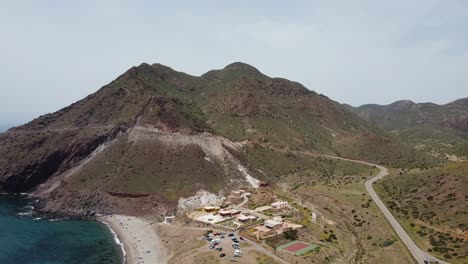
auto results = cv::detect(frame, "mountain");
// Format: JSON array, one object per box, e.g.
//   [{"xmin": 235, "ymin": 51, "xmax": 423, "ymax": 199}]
[
  {"xmin": 0, "ymin": 62, "xmax": 437, "ymax": 216},
  {"xmin": 346, "ymin": 98, "xmax": 468, "ymax": 159}
]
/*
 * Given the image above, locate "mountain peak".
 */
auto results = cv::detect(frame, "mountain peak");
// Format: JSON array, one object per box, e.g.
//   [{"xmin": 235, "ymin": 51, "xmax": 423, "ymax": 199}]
[
  {"xmin": 391, "ymin": 100, "xmax": 415, "ymax": 109},
  {"xmin": 223, "ymin": 62, "xmax": 261, "ymax": 74}
]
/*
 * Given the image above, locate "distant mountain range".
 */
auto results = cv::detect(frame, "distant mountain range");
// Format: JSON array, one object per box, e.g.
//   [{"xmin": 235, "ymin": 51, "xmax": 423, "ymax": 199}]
[
  {"xmin": 0, "ymin": 62, "xmax": 443, "ymax": 216},
  {"xmin": 345, "ymin": 98, "xmax": 468, "ymax": 133},
  {"xmin": 345, "ymin": 98, "xmax": 468, "ymax": 159}
]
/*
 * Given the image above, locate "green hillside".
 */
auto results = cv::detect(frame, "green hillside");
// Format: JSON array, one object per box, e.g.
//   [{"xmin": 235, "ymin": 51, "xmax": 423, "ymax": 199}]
[
  {"xmin": 375, "ymin": 162, "xmax": 468, "ymax": 263},
  {"xmin": 346, "ymin": 99, "xmax": 468, "ymax": 159}
]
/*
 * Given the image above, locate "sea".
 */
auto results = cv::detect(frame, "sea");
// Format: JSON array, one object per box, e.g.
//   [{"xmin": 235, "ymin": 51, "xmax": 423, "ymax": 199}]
[{"xmin": 0, "ymin": 194, "xmax": 123, "ymax": 264}]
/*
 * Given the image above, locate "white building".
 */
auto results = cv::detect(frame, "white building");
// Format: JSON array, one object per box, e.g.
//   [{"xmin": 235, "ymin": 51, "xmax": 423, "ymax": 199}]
[
  {"xmin": 265, "ymin": 219, "xmax": 283, "ymax": 229},
  {"xmin": 271, "ymin": 201, "xmax": 289, "ymax": 209},
  {"xmin": 237, "ymin": 214, "xmax": 257, "ymax": 223}
]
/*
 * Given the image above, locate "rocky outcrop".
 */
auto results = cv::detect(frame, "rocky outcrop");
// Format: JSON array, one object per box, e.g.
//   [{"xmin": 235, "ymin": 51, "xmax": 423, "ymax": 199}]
[{"xmin": 0, "ymin": 126, "xmax": 124, "ymax": 192}]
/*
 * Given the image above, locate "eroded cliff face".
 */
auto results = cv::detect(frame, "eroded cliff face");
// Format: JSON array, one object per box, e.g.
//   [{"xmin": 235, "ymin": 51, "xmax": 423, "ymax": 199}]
[
  {"xmin": 36, "ymin": 185, "xmax": 176, "ymax": 217},
  {"xmin": 0, "ymin": 126, "xmax": 125, "ymax": 193},
  {"xmin": 0, "ymin": 124, "xmax": 261, "ymax": 217}
]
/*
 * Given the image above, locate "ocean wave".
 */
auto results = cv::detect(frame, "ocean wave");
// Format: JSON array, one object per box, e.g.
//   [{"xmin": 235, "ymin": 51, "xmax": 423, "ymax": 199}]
[
  {"xmin": 17, "ymin": 211, "xmax": 33, "ymax": 216},
  {"xmin": 100, "ymin": 220, "xmax": 126, "ymax": 264}
]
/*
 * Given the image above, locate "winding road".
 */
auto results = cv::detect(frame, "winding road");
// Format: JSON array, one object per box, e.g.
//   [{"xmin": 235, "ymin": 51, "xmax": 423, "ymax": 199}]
[{"xmin": 325, "ymin": 155, "xmax": 449, "ymax": 264}]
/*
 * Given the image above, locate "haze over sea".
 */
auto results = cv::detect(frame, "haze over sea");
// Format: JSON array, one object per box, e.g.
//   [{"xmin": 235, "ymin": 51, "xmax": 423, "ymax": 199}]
[
  {"xmin": 0, "ymin": 195, "xmax": 122, "ymax": 264},
  {"xmin": 0, "ymin": 125, "xmax": 10, "ymax": 133}
]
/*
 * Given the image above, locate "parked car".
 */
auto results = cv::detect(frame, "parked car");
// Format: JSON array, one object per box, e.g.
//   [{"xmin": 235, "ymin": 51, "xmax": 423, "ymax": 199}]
[
  {"xmin": 220, "ymin": 235, "xmax": 225, "ymax": 239},
  {"xmin": 220, "ymin": 253, "xmax": 226, "ymax": 257},
  {"xmin": 228, "ymin": 233, "xmax": 234, "ymax": 237},
  {"xmin": 216, "ymin": 248, "xmax": 223, "ymax": 251},
  {"xmin": 239, "ymin": 237, "xmax": 244, "ymax": 241}
]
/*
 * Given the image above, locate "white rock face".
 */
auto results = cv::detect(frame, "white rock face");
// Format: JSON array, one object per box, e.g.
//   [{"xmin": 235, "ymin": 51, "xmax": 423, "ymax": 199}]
[
  {"xmin": 177, "ymin": 190, "xmax": 225, "ymax": 213},
  {"xmin": 237, "ymin": 164, "xmax": 260, "ymax": 188}
]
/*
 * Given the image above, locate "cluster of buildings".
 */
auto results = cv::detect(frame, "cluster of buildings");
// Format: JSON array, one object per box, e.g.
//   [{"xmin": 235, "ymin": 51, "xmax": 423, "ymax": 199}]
[
  {"xmin": 200, "ymin": 206, "xmax": 258, "ymax": 225},
  {"xmin": 198, "ymin": 189, "xmax": 257, "ymax": 227},
  {"xmin": 191, "ymin": 189, "xmax": 304, "ymax": 240}
]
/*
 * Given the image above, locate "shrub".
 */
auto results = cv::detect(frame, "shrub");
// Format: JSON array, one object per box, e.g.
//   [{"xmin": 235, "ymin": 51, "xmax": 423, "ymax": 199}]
[
  {"xmin": 283, "ymin": 230, "xmax": 298, "ymax": 241},
  {"xmin": 383, "ymin": 240, "xmax": 395, "ymax": 247}
]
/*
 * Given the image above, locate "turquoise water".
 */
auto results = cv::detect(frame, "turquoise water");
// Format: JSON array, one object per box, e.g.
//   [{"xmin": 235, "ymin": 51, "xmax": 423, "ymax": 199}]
[{"xmin": 0, "ymin": 195, "xmax": 123, "ymax": 264}]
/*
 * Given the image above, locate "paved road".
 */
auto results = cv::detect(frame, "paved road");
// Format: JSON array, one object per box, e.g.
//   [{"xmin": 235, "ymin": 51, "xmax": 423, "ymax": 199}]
[{"xmin": 325, "ymin": 155, "xmax": 449, "ymax": 264}]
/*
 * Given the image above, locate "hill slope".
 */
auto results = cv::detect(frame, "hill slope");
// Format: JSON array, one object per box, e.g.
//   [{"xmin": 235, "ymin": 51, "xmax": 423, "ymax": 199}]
[
  {"xmin": 0, "ymin": 62, "xmax": 437, "ymax": 216},
  {"xmin": 346, "ymin": 98, "xmax": 468, "ymax": 159},
  {"xmin": 375, "ymin": 162, "xmax": 468, "ymax": 263}
]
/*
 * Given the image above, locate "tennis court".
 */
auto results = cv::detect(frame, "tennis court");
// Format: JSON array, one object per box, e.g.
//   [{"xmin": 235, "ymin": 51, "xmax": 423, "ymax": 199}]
[{"xmin": 276, "ymin": 240, "xmax": 319, "ymax": 256}]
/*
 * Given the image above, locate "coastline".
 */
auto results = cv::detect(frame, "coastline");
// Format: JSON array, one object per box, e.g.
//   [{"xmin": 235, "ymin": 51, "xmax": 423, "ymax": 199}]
[
  {"xmin": 99, "ymin": 215, "xmax": 168, "ymax": 264},
  {"xmin": 99, "ymin": 219, "xmax": 127, "ymax": 264}
]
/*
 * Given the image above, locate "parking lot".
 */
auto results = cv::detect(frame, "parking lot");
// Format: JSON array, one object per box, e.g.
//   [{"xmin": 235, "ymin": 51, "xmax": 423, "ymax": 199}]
[{"xmin": 202, "ymin": 231, "xmax": 250, "ymax": 262}]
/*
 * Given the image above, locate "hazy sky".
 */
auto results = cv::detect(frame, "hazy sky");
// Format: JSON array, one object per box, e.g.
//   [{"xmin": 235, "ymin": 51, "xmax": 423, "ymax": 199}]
[{"xmin": 1, "ymin": 1, "xmax": 467, "ymax": 127}]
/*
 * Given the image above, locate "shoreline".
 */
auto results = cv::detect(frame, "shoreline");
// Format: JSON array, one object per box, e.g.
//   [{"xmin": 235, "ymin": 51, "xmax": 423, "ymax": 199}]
[
  {"xmin": 99, "ymin": 219, "xmax": 127, "ymax": 264},
  {"xmin": 99, "ymin": 215, "xmax": 168, "ymax": 264}
]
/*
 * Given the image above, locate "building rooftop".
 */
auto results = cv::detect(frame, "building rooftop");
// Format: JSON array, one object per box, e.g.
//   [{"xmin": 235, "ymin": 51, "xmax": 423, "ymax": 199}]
[
  {"xmin": 265, "ymin": 219, "xmax": 283, "ymax": 227},
  {"xmin": 203, "ymin": 206, "xmax": 220, "ymax": 209},
  {"xmin": 237, "ymin": 214, "xmax": 256, "ymax": 221}
]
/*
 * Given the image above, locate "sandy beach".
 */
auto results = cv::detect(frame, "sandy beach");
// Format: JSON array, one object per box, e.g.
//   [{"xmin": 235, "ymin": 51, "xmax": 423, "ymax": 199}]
[{"xmin": 99, "ymin": 215, "xmax": 168, "ymax": 264}]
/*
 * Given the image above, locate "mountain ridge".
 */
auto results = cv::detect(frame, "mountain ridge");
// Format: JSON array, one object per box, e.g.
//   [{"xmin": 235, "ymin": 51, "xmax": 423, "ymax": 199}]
[
  {"xmin": 346, "ymin": 97, "xmax": 468, "ymax": 159},
  {"xmin": 0, "ymin": 62, "xmax": 439, "ymax": 216}
]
